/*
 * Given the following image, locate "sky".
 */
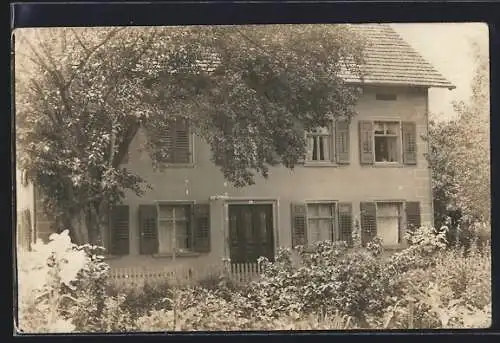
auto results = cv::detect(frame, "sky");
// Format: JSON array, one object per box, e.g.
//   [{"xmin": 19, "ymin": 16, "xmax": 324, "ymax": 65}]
[{"xmin": 391, "ymin": 23, "xmax": 489, "ymax": 121}]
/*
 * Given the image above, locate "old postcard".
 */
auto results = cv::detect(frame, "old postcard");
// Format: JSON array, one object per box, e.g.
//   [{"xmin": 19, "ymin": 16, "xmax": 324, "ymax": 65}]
[{"xmin": 13, "ymin": 23, "xmax": 490, "ymax": 333}]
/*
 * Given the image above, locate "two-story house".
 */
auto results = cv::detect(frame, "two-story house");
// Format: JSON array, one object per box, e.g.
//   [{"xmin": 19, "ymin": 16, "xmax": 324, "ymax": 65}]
[{"xmin": 16, "ymin": 24, "xmax": 454, "ymax": 272}]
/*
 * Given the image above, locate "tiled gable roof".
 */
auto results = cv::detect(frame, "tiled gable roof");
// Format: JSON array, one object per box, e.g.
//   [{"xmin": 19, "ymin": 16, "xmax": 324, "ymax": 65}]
[
  {"xmin": 343, "ymin": 24, "xmax": 455, "ymax": 89},
  {"xmin": 191, "ymin": 24, "xmax": 454, "ymax": 89}
]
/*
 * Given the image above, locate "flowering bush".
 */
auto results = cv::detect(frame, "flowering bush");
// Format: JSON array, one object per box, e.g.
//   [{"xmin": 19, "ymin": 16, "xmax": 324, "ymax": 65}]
[
  {"xmin": 17, "ymin": 230, "xmax": 89, "ymax": 333},
  {"xmin": 16, "ymin": 230, "xmax": 136, "ymax": 333}
]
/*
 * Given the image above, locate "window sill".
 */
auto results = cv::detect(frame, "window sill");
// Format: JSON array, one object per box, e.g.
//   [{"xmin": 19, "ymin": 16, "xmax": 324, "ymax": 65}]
[
  {"xmin": 372, "ymin": 163, "xmax": 404, "ymax": 168},
  {"xmin": 152, "ymin": 251, "xmax": 201, "ymax": 258},
  {"xmin": 303, "ymin": 162, "xmax": 338, "ymax": 167},
  {"xmin": 159, "ymin": 163, "xmax": 195, "ymax": 169}
]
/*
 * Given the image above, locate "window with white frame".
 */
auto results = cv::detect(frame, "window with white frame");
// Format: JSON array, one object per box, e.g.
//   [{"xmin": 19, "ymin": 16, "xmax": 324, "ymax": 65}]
[
  {"xmin": 306, "ymin": 202, "xmax": 337, "ymax": 242},
  {"xmin": 376, "ymin": 202, "xmax": 403, "ymax": 245},
  {"xmin": 306, "ymin": 125, "xmax": 333, "ymax": 162},
  {"xmin": 374, "ymin": 121, "xmax": 400, "ymax": 163},
  {"xmin": 157, "ymin": 204, "xmax": 192, "ymax": 253}
]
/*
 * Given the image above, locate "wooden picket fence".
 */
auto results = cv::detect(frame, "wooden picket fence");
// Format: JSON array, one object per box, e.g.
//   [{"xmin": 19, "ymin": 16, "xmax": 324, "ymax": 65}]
[{"xmin": 108, "ymin": 262, "xmax": 262, "ymax": 288}]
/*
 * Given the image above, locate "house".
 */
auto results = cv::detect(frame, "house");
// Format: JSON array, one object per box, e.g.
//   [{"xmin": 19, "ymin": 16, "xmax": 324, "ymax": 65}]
[{"xmin": 15, "ymin": 24, "xmax": 454, "ymax": 272}]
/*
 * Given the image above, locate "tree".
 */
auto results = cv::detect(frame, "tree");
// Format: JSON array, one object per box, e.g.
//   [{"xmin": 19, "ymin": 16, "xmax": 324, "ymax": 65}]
[
  {"xmin": 427, "ymin": 40, "xmax": 490, "ymax": 233},
  {"xmin": 15, "ymin": 25, "xmax": 365, "ymax": 246}
]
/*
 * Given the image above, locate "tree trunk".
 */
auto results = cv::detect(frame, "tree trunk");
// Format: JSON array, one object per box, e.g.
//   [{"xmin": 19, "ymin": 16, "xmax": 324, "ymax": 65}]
[
  {"xmin": 71, "ymin": 210, "xmax": 89, "ymax": 245},
  {"xmin": 85, "ymin": 201, "xmax": 109, "ymax": 248}
]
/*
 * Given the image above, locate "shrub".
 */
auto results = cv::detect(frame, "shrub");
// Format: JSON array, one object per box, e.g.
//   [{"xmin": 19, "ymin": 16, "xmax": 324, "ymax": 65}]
[
  {"xmin": 108, "ymin": 279, "xmax": 174, "ymax": 319},
  {"xmin": 16, "ymin": 230, "xmax": 90, "ymax": 333},
  {"xmin": 61, "ymin": 244, "xmax": 111, "ymax": 331},
  {"xmin": 386, "ymin": 225, "xmax": 491, "ymax": 329},
  {"xmin": 135, "ymin": 285, "xmax": 356, "ymax": 331},
  {"xmin": 16, "ymin": 230, "xmax": 139, "ymax": 333},
  {"xmin": 245, "ymin": 241, "xmax": 397, "ymax": 327}
]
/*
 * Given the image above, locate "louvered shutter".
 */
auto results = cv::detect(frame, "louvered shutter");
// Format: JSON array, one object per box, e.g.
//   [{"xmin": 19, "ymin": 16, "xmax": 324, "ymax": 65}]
[
  {"xmin": 402, "ymin": 122, "xmax": 417, "ymax": 165},
  {"xmin": 360, "ymin": 202, "xmax": 377, "ymax": 246},
  {"xmin": 335, "ymin": 121, "xmax": 350, "ymax": 164},
  {"xmin": 24, "ymin": 210, "xmax": 32, "ymax": 251},
  {"xmin": 193, "ymin": 203, "xmax": 210, "ymax": 253},
  {"xmin": 359, "ymin": 121, "xmax": 374, "ymax": 165},
  {"xmin": 405, "ymin": 202, "xmax": 421, "ymax": 231},
  {"xmin": 110, "ymin": 205, "xmax": 130, "ymax": 255},
  {"xmin": 338, "ymin": 203, "xmax": 353, "ymax": 246},
  {"xmin": 138, "ymin": 205, "xmax": 158, "ymax": 255},
  {"xmin": 19, "ymin": 211, "xmax": 27, "ymax": 250},
  {"xmin": 164, "ymin": 121, "xmax": 191, "ymax": 164},
  {"xmin": 291, "ymin": 203, "xmax": 307, "ymax": 247}
]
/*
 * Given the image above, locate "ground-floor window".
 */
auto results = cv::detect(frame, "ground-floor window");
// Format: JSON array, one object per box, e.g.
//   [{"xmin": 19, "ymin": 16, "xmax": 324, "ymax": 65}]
[
  {"xmin": 157, "ymin": 204, "xmax": 192, "ymax": 254},
  {"xmin": 292, "ymin": 201, "xmax": 353, "ymax": 248},
  {"xmin": 376, "ymin": 202, "xmax": 403, "ymax": 245},
  {"xmin": 360, "ymin": 201, "xmax": 421, "ymax": 246},
  {"xmin": 306, "ymin": 202, "xmax": 337, "ymax": 242}
]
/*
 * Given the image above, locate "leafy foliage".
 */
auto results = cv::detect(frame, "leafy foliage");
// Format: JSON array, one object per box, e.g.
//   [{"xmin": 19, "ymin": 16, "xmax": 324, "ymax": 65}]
[
  {"xmin": 17, "ymin": 226, "xmax": 490, "ymax": 332},
  {"xmin": 16, "ymin": 231, "xmax": 137, "ymax": 333},
  {"xmin": 17, "ymin": 230, "xmax": 90, "ymax": 333},
  {"xmin": 426, "ymin": 41, "xmax": 490, "ymax": 239},
  {"xmin": 16, "ymin": 26, "xmax": 365, "ymax": 244},
  {"xmin": 243, "ymin": 241, "xmax": 397, "ymax": 326}
]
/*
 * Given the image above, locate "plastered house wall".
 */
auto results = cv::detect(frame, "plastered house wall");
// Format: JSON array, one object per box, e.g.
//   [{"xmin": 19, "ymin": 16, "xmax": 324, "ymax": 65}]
[{"xmin": 106, "ymin": 85, "xmax": 433, "ymax": 269}]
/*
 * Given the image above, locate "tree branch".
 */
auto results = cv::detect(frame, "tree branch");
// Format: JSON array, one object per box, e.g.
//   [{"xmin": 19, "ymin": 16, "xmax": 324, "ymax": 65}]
[{"xmin": 65, "ymin": 27, "xmax": 126, "ymax": 89}]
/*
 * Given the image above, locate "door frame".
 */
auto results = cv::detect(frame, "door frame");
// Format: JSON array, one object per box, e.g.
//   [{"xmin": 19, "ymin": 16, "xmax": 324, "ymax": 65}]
[{"xmin": 223, "ymin": 197, "xmax": 279, "ymax": 261}]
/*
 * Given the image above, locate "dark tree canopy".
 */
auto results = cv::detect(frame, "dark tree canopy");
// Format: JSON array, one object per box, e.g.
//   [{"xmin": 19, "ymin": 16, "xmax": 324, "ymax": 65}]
[{"xmin": 15, "ymin": 25, "xmax": 365, "ymax": 244}]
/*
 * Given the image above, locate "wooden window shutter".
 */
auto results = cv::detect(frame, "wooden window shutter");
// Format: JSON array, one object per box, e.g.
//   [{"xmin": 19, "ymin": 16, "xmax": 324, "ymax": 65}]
[
  {"xmin": 338, "ymin": 203, "xmax": 353, "ymax": 246},
  {"xmin": 360, "ymin": 202, "xmax": 377, "ymax": 246},
  {"xmin": 402, "ymin": 122, "xmax": 417, "ymax": 165},
  {"xmin": 335, "ymin": 121, "xmax": 350, "ymax": 164},
  {"xmin": 193, "ymin": 203, "xmax": 211, "ymax": 253},
  {"xmin": 19, "ymin": 210, "xmax": 32, "ymax": 250},
  {"xmin": 405, "ymin": 201, "xmax": 421, "ymax": 231},
  {"xmin": 138, "ymin": 205, "xmax": 158, "ymax": 255},
  {"xmin": 359, "ymin": 121, "xmax": 374, "ymax": 165},
  {"xmin": 110, "ymin": 205, "xmax": 130, "ymax": 255},
  {"xmin": 291, "ymin": 203, "xmax": 307, "ymax": 247},
  {"xmin": 168, "ymin": 121, "xmax": 191, "ymax": 164},
  {"xmin": 24, "ymin": 210, "xmax": 32, "ymax": 251}
]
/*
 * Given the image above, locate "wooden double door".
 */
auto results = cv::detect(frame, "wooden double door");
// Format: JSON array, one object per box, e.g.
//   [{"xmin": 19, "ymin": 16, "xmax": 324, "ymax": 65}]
[{"xmin": 228, "ymin": 204, "xmax": 274, "ymax": 263}]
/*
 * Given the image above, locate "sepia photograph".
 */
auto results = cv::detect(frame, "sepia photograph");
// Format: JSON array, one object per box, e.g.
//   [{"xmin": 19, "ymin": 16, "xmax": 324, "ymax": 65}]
[{"xmin": 13, "ymin": 22, "xmax": 490, "ymax": 333}]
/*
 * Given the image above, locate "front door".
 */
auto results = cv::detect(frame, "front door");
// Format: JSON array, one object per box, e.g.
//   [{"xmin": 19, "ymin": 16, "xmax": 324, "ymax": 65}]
[{"xmin": 228, "ymin": 204, "xmax": 274, "ymax": 263}]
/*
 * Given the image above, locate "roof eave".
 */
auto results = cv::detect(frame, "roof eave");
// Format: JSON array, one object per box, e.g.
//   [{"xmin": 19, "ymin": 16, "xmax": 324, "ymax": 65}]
[{"xmin": 343, "ymin": 79, "xmax": 456, "ymax": 90}]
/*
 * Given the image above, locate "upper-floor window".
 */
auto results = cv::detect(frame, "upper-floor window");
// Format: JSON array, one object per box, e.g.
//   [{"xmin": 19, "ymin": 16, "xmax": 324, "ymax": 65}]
[
  {"xmin": 374, "ymin": 121, "xmax": 400, "ymax": 163},
  {"xmin": 122, "ymin": 121, "xmax": 193, "ymax": 166},
  {"xmin": 162, "ymin": 121, "xmax": 192, "ymax": 164},
  {"xmin": 359, "ymin": 120, "xmax": 417, "ymax": 166},
  {"xmin": 305, "ymin": 121, "xmax": 350, "ymax": 164},
  {"xmin": 307, "ymin": 126, "xmax": 333, "ymax": 162},
  {"xmin": 148, "ymin": 120, "xmax": 193, "ymax": 165}
]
